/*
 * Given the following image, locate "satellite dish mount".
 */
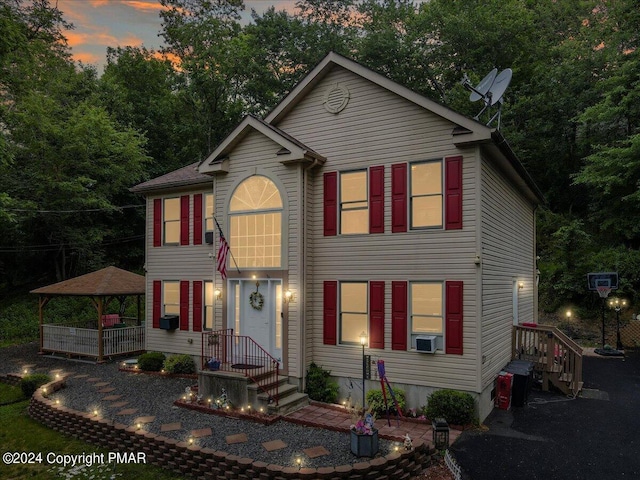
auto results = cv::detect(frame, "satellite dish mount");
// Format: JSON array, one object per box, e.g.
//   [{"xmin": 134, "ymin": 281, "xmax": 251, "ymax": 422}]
[{"xmin": 461, "ymin": 68, "xmax": 512, "ymax": 128}]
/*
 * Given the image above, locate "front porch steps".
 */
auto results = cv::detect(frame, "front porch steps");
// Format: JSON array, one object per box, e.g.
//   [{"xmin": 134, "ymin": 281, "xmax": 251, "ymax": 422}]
[{"xmin": 248, "ymin": 374, "xmax": 310, "ymax": 416}]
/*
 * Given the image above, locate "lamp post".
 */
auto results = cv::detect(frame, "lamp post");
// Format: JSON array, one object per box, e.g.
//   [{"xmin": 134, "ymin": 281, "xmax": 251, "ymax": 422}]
[
  {"xmin": 608, "ymin": 298, "xmax": 627, "ymax": 350},
  {"xmin": 360, "ymin": 331, "xmax": 367, "ymax": 413}
]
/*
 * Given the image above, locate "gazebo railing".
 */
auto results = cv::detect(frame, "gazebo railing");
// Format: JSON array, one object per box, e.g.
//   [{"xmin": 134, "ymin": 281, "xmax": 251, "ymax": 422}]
[
  {"xmin": 43, "ymin": 325, "xmax": 99, "ymax": 357},
  {"xmin": 42, "ymin": 324, "xmax": 144, "ymax": 360}
]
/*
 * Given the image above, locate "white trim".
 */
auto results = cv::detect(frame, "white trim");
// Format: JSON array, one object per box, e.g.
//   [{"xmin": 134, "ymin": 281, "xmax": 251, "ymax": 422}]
[{"xmin": 199, "ymin": 116, "xmax": 325, "ymax": 173}]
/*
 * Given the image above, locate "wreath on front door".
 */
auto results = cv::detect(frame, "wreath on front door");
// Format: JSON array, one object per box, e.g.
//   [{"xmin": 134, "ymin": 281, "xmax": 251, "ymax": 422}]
[{"xmin": 249, "ymin": 281, "xmax": 264, "ymax": 311}]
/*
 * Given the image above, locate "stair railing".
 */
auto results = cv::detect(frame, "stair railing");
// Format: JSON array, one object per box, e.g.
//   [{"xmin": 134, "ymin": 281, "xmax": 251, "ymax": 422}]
[
  {"xmin": 202, "ymin": 329, "xmax": 280, "ymax": 405},
  {"xmin": 513, "ymin": 324, "xmax": 583, "ymax": 396}
]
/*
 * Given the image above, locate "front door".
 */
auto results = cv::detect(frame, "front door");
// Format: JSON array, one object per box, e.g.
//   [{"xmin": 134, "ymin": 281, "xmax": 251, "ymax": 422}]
[{"xmin": 229, "ymin": 279, "xmax": 283, "ymax": 363}]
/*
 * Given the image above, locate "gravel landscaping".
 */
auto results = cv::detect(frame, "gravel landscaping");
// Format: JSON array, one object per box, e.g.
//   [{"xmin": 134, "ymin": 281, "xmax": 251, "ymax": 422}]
[{"xmin": 0, "ymin": 343, "xmax": 396, "ymax": 469}]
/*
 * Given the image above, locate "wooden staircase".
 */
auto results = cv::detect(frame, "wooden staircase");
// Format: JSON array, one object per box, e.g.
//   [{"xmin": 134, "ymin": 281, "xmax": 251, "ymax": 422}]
[
  {"xmin": 513, "ymin": 324, "xmax": 584, "ymax": 397},
  {"xmin": 200, "ymin": 330, "xmax": 308, "ymax": 416}
]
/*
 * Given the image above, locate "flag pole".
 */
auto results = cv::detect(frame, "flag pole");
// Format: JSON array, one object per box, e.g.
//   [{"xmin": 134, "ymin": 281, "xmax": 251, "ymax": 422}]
[{"xmin": 214, "ymin": 217, "xmax": 240, "ymax": 274}]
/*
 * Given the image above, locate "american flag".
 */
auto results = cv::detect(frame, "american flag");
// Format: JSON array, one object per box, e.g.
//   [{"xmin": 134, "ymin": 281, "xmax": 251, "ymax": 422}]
[{"xmin": 217, "ymin": 234, "xmax": 230, "ymax": 280}]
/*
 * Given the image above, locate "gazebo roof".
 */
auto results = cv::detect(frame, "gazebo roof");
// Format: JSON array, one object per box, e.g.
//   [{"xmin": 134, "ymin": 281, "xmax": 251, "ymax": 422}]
[{"xmin": 30, "ymin": 266, "xmax": 145, "ymax": 297}]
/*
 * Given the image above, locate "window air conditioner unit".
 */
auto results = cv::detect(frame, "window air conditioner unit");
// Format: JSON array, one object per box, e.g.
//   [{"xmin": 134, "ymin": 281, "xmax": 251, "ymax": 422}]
[
  {"xmin": 204, "ymin": 231, "xmax": 214, "ymax": 245},
  {"xmin": 416, "ymin": 335, "xmax": 437, "ymax": 353}
]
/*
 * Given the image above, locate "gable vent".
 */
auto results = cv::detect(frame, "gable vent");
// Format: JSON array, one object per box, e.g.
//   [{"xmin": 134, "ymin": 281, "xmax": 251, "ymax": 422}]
[{"xmin": 323, "ymin": 83, "xmax": 350, "ymax": 114}]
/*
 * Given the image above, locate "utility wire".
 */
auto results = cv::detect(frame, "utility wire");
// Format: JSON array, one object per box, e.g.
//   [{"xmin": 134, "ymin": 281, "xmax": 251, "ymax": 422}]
[
  {"xmin": 0, "ymin": 234, "xmax": 145, "ymax": 253},
  {"xmin": 3, "ymin": 204, "xmax": 145, "ymax": 214}
]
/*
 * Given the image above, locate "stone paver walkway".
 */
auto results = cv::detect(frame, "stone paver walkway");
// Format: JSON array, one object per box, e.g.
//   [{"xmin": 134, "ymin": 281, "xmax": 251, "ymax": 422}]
[{"xmin": 284, "ymin": 403, "xmax": 462, "ymax": 445}]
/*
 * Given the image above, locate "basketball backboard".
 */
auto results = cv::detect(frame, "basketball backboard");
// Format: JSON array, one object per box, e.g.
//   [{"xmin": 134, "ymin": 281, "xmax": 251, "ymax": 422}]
[{"xmin": 587, "ymin": 272, "xmax": 618, "ymax": 291}]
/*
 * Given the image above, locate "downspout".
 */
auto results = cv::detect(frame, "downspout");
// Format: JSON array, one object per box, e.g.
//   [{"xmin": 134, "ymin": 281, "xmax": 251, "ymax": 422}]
[{"xmin": 300, "ymin": 157, "xmax": 320, "ymax": 389}]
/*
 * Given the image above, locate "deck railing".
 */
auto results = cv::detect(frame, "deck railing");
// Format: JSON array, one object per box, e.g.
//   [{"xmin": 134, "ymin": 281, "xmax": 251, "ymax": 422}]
[
  {"xmin": 103, "ymin": 326, "xmax": 145, "ymax": 356},
  {"xmin": 42, "ymin": 324, "xmax": 144, "ymax": 360},
  {"xmin": 202, "ymin": 329, "xmax": 280, "ymax": 405},
  {"xmin": 513, "ymin": 324, "xmax": 583, "ymax": 396}
]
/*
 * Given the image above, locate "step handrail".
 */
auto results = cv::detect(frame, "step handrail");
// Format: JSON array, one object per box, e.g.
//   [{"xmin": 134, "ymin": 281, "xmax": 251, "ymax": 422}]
[
  {"xmin": 513, "ymin": 324, "xmax": 583, "ymax": 396},
  {"xmin": 202, "ymin": 329, "xmax": 280, "ymax": 405}
]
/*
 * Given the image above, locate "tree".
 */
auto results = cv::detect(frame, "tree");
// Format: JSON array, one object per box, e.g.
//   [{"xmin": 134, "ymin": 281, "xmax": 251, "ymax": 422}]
[
  {"xmin": 0, "ymin": 0, "xmax": 150, "ymax": 286},
  {"xmin": 573, "ymin": 0, "xmax": 640, "ymax": 247}
]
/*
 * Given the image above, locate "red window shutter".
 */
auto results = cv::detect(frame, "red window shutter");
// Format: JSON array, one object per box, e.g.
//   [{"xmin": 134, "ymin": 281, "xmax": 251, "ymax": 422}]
[
  {"xmin": 369, "ymin": 166, "xmax": 384, "ymax": 234},
  {"xmin": 192, "ymin": 281, "xmax": 203, "ymax": 332},
  {"xmin": 445, "ymin": 281, "xmax": 464, "ymax": 355},
  {"xmin": 153, "ymin": 199, "xmax": 162, "ymax": 247},
  {"xmin": 152, "ymin": 280, "xmax": 161, "ymax": 328},
  {"xmin": 324, "ymin": 172, "xmax": 337, "ymax": 236},
  {"xmin": 391, "ymin": 281, "xmax": 407, "ymax": 350},
  {"xmin": 180, "ymin": 195, "xmax": 190, "ymax": 245},
  {"xmin": 323, "ymin": 281, "xmax": 337, "ymax": 345},
  {"xmin": 391, "ymin": 163, "xmax": 407, "ymax": 233},
  {"xmin": 369, "ymin": 281, "xmax": 385, "ymax": 349},
  {"xmin": 445, "ymin": 156, "xmax": 463, "ymax": 230},
  {"xmin": 180, "ymin": 280, "xmax": 189, "ymax": 331},
  {"xmin": 193, "ymin": 194, "xmax": 203, "ymax": 245}
]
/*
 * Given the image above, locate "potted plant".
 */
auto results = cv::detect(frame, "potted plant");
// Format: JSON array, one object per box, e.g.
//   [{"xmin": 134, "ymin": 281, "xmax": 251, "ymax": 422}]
[{"xmin": 350, "ymin": 410, "xmax": 379, "ymax": 457}]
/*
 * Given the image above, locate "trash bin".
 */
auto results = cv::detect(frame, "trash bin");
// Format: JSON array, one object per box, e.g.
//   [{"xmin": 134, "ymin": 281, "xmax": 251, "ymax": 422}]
[{"xmin": 503, "ymin": 360, "xmax": 534, "ymax": 407}]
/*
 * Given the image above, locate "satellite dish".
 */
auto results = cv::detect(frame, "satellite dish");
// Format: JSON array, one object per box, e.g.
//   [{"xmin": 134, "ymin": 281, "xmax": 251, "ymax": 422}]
[
  {"xmin": 461, "ymin": 67, "xmax": 513, "ymax": 129},
  {"xmin": 469, "ymin": 68, "xmax": 497, "ymax": 102},
  {"xmin": 487, "ymin": 68, "xmax": 512, "ymax": 106}
]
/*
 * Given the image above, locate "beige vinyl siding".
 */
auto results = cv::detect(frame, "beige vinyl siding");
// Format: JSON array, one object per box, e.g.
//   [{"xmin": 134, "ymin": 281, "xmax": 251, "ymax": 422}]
[
  {"xmin": 144, "ymin": 187, "xmax": 214, "ymax": 357},
  {"xmin": 278, "ymin": 66, "xmax": 480, "ymax": 392},
  {"xmin": 209, "ymin": 131, "xmax": 301, "ymax": 377},
  {"xmin": 480, "ymin": 157, "xmax": 536, "ymax": 387}
]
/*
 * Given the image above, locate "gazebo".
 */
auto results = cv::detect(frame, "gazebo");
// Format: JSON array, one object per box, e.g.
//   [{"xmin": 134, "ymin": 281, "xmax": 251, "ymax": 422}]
[{"xmin": 31, "ymin": 266, "xmax": 146, "ymax": 362}]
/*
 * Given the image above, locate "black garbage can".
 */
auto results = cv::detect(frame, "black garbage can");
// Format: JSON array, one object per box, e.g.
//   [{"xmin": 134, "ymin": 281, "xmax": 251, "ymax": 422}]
[{"xmin": 503, "ymin": 360, "xmax": 534, "ymax": 407}]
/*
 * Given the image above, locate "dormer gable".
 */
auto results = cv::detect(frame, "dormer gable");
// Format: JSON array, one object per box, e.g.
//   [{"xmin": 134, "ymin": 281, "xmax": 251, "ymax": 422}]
[{"xmin": 198, "ymin": 114, "xmax": 326, "ymax": 175}]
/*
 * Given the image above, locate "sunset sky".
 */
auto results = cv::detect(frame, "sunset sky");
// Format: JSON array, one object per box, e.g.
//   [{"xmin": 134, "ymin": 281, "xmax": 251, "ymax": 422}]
[{"xmin": 57, "ymin": 1, "xmax": 297, "ymax": 71}]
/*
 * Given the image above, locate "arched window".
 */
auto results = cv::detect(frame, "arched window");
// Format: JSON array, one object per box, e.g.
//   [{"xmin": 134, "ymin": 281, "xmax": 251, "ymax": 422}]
[{"xmin": 229, "ymin": 176, "xmax": 283, "ymax": 268}]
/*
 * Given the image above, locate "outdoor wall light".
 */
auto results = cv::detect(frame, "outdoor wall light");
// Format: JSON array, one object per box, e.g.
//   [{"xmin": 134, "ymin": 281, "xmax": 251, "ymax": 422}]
[
  {"xmin": 214, "ymin": 289, "xmax": 221, "ymax": 301},
  {"xmin": 284, "ymin": 290, "xmax": 294, "ymax": 303},
  {"xmin": 518, "ymin": 281, "xmax": 524, "ymax": 290}
]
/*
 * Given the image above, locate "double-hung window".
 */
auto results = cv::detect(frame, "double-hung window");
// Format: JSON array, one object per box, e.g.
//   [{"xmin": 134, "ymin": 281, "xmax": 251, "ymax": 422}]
[
  {"xmin": 410, "ymin": 282, "xmax": 443, "ymax": 349},
  {"xmin": 163, "ymin": 281, "xmax": 180, "ymax": 316},
  {"xmin": 163, "ymin": 198, "xmax": 180, "ymax": 244},
  {"xmin": 410, "ymin": 160, "xmax": 443, "ymax": 228},
  {"xmin": 340, "ymin": 171, "xmax": 368, "ymax": 234},
  {"xmin": 339, "ymin": 282, "xmax": 368, "ymax": 344}
]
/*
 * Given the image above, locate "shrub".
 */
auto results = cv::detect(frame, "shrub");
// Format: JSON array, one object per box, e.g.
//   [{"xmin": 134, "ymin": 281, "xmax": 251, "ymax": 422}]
[
  {"xmin": 366, "ymin": 386, "xmax": 406, "ymax": 417},
  {"xmin": 163, "ymin": 354, "xmax": 196, "ymax": 374},
  {"xmin": 304, "ymin": 362, "xmax": 339, "ymax": 403},
  {"xmin": 137, "ymin": 351, "xmax": 166, "ymax": 371},
  {"xmin": 20, "ymin": 373, "xmax": 51, "ymax": 398},
  {"xmin": 425, "ymin": 389, "xmax": 476, "ymax": 425}
]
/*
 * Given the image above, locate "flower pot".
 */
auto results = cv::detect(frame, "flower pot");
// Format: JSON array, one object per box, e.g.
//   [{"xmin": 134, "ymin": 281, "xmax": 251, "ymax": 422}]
[{"xmin": 350, "ymin": 428, "xmax": 379, "ymax": 457}]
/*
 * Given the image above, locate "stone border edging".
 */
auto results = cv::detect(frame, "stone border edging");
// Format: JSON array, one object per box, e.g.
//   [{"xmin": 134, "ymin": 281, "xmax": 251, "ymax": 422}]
[{"xmin": 28, "ymin": 377, "xmax": 433, "ymax": 479}]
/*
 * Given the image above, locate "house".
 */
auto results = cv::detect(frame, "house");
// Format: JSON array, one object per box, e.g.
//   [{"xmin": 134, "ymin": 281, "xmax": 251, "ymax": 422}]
[{"xmin": 131, "ymin": 52, "xmax": 544, "ymax": 421}]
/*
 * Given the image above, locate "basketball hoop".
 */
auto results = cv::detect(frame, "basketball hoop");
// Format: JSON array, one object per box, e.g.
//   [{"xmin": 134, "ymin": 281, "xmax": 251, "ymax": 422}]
[{"xmin": 597, "ymin": 286, "xmax": 612, "ymax": 299}]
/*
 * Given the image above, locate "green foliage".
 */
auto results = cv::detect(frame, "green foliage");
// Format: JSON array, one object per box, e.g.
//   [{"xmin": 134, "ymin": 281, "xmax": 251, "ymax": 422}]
[
  {"xmin": 425, "ymin": 389, "xmax": 476, "ymax": 426},
  {"xmin": 137, "ymin": 352, "xmax": 166, "ymax": 372},
  {"xmin": 163, "ymin": 354, "xmax": 196, "ymax": 374},
  {"xmin": 366, "ymin": 386, "xmax": 406, "ymax": 417},
  {"xmin": 0, "ymin": 383, "xmax": 26, "ymax": 405},
  {"xmin": 304, "ymin": 362, "xmax": 339, "ymax": 403},
  {"xmin": 0, "ymin": 399, "xmax": 184, "ymax": 479},
  {"xmin": 20, "ymin": 373, "xmax": 51, "ymax": 398}
]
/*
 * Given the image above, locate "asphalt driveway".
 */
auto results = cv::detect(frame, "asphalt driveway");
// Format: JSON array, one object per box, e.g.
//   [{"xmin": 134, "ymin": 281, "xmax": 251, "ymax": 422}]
[{"xmin": 450, "ymin": 349, "xmax": 640, "ymax": 480}]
